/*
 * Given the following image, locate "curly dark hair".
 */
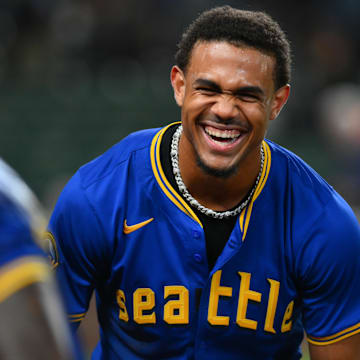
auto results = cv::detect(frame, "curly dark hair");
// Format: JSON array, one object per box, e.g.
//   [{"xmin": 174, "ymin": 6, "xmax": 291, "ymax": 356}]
[{"xmin": 175, "ymin": 6, "xmax": 291, "ymax": 89}]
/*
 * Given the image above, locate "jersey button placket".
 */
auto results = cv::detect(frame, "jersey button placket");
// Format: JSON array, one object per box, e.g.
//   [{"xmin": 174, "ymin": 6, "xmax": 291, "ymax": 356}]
[
  {"xmin": 193, "ymin": 253, "xmax": 202, "ymax": 263},
  {"xmin": 188, "ymin": 227, "xmax": 208, "ymax": 280},
  {"xmin": 192, "ymin": 230, "xmax": 204, "ymax": 264}
]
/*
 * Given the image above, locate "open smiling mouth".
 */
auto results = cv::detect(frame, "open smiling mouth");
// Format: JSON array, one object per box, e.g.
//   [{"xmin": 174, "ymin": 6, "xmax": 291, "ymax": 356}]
[{"xmin": 203, "ymin": 125, "xmax": 242, "ymax": 145}]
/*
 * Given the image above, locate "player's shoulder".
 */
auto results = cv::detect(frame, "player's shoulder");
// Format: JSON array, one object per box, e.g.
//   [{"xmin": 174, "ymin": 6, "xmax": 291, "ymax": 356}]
[
  {"xmin": 267, "ymin": 140, "xmax": 359, "ymax": 232},
  {"xmin": 75, "ymin": 127, "xmax": 161, "ymax": 190},
  {"xmin": 48, "ymin": 127, "xmax": 164, "ymax": 265},
  {"xmin": 267, "ymin": 140, "xmax": 334, "ymax": 200},
  {"xmin": 53, "ymin": 126, "xmax": 163, "ymax": 215}
]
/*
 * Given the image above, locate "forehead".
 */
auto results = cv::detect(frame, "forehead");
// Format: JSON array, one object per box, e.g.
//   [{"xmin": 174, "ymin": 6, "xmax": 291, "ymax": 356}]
[{"xmin": 187, "ymin": 41, "xmax": 276, "ymax": 90}]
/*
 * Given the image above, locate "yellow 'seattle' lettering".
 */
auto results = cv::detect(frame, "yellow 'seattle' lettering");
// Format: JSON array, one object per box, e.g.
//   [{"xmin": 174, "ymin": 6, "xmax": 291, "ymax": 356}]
[
  {"xmin": 116, "ymin": 274, "xmax": 287, "ymax": 333},
  {"xmin": 164, "ymin": 285, "xmax": 189, "ymax": 324},
  {"xmin": 208, "ymin": 270, "xmax": 233, "ymax": 325},
  {"xmin": 264, "ymin": 279, "xmax": 280, "ymax": 333},
  {"xmin": 236, "ymin": 272, "xmax": 262, "ymax": 330},
  {"xmin": 133, "ymin": 288, "xmax": 156, "ymax": 324},
  {"xmin": 281, "ymin": 300, "xmax": 294, "ymax": 333},
  {"xmin": 116, "ymin": 289, "xmax": 129, "ymax": 322}
]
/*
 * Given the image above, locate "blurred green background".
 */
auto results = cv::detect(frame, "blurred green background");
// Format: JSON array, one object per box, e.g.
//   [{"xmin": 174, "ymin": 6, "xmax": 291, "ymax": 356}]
[{"xmin": 1, "ymin": 1, "xmax": 359, "ymax": 357}]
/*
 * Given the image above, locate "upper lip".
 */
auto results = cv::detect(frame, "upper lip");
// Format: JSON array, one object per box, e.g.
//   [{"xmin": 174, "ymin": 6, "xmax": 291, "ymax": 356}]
[{"xmin": 200, "ymin": 120, "xmax": 250, "ymax": 133}]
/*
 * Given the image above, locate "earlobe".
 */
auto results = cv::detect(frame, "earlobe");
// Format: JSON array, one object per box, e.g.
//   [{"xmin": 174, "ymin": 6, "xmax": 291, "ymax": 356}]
[
  {"xmin": 170, "ymin": 66, "xmax": 185, "ymax": 107},
  {"xmin": 270, "ymin": 84, "xmax": 290, "ymax": 120}
]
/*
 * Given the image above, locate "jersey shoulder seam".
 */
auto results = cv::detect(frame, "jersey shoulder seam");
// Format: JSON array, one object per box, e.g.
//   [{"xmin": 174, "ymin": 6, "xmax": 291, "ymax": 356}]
[{"xmin": 80, "ymin": 143, "xmax": 150, "ymax": 190}]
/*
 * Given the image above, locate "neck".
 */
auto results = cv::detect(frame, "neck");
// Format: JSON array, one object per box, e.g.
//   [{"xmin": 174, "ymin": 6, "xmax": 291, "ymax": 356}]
[{"xmin": 178, "ymin": 132, "xmax": 262, "ymax": 212}]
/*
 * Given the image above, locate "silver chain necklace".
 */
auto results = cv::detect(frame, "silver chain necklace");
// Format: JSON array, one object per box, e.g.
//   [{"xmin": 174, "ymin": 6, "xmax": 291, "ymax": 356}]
[{"xmin": 170, "ymin": 125, "xmax": 264, "ymax": 219}]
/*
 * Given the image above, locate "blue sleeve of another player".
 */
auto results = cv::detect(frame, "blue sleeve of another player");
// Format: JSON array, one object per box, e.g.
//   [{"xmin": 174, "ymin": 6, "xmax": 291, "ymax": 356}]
[
  {"xmin": 47, "ymin": 172, "xmax": 108, "ymax": 330},
  {"xmin": 0, "ymin": 199, "xmax": 44, "ymax": 266},
  {"xmin": 0, "ymin": 199, "xmax": 49, "ymax": 301},
  {"xmin": 295, "ymin": 195, "xmax": 360, "ymax": 345}
]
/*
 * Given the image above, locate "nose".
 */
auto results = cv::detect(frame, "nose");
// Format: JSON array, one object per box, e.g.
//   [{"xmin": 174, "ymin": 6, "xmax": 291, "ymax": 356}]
[{"xmin": 210, "ymin": 94, "xmax": 239, "ymax": 121}]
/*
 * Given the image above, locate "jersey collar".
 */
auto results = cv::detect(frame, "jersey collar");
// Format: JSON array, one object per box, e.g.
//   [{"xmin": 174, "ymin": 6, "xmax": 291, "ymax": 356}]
[{"xmin": 150, "ymin": 122, "xmax": 272, "ymax": 239}]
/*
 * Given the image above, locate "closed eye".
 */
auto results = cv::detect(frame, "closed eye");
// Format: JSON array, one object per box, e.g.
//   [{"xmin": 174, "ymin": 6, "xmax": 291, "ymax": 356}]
[
  {"xmin": 237, "ymin": 93, "xmax": 260, "ymax": 102},
  {"xmin": 193, "ymin": 79, "xmax": 222, "ymax": 95},
  {"xmin": 234, "ymin": 86, "xmax": 264, "ymax": 102},
  {"xmin": 196, "ymin": 87, "xmax": 220, "ymax": 95}
]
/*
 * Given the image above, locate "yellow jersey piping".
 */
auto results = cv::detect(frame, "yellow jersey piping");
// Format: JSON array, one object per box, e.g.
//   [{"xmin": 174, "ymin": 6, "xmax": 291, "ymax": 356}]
[
  {"xmin": 150, "ymin": 123, "xmax": 203, "ymax": 227},
  {"xmin": 307, "ymin": 321, "xmax": 360, "ymax": 345},
  {"xmin": 240, "ymin": 141, "xmax": 271, "ymax": 241},
  {"xmin": 68, "ymin": 313, "xmax": 86, "ymax": 323}
]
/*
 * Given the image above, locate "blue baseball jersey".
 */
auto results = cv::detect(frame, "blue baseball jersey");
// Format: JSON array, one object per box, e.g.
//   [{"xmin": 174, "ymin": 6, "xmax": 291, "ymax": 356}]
[
  {"xmin": 0, "ymin": 159, "xmax": 49, "ymax": 300},
  {"xmin": 48, "ymin": 123, "xmax": 360, "ymax": 359}
]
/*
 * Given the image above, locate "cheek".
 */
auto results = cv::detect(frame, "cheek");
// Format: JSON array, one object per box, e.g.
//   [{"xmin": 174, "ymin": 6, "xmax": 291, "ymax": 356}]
[
  {"xmin": 183, "ymin": 96, "xmax": 211, "ymax": 121},
  {"xmin": 241, "ymin": 104, "xmax": 267, "ymax": 127}
]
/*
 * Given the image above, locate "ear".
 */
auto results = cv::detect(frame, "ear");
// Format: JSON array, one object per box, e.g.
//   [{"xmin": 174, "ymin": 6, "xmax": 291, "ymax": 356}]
[
  {"xmin": 270, "ymin": 84, "xmax": 290, "ymax": 120},
  {"xmin": 170, "ymin": 65, "xmax": 186, "ymax": 107}
]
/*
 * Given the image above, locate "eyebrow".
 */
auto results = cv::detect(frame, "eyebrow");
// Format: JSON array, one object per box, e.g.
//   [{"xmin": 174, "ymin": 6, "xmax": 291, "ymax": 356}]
[
  {"xmin": 193, "ymin": 78, "xmax": 222, "ymax": 92},
  {"xmin": 193, "ymin": 78, "xmax": 265, "ymax": 97}
]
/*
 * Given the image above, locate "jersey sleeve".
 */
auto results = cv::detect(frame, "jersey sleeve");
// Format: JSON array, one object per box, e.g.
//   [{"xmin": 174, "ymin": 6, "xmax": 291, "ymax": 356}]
[
  {"xmin": 47, "ymin": 171, "xmax": 108, "ymax": 329},
  {"xmin": 0, "ymin": 198, "xmax": 49, "ymax": 302},
  {"xmin": 294, "ymin": 195, "xmax": 360, "ymax": 345},
  {"xmin": 0, "ymin": 198, "xmax": 44, "ymax": 266}
]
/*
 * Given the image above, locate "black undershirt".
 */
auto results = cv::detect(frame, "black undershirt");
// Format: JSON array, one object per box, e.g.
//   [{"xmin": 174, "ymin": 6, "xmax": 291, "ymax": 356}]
[{"xmin": 160, "ymin": 124, "xmax": 238, "ymax": 271}]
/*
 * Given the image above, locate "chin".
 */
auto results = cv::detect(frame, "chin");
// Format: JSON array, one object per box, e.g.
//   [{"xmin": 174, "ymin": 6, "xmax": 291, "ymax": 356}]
[{"xmin": 195, "ymin": 153, "xmax": 239, "ymax": 179}]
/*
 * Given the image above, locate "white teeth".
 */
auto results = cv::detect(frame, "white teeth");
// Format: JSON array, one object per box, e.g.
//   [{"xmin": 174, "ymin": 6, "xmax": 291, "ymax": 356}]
[{"xmin": 204, "ymin": 126, "xmax": 240, "ymax": 139}]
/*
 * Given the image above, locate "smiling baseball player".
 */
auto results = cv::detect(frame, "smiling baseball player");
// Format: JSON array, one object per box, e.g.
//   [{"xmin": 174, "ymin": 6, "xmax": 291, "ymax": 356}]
[{"xmin": 47, "ymin": 6, "xmax": 360, "ymax": 359}]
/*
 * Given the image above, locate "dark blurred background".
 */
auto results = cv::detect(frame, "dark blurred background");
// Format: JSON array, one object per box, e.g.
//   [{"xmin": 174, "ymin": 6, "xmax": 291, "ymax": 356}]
[
  {"xmin": 1, "ymin": 1, "xmax": 358, "ymax": 357},
  {"xmin": 1, "ymin": 0, "xmax": 359, "ymax": 217}
]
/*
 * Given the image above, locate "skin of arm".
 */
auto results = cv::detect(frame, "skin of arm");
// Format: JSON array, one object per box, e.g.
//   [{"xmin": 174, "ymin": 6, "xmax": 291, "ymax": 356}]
[
  {"xmin": 309, "ymin": 334, "xmax": 360, "ymax": 360},
  {"xmin": 0, "ymin": 274, "xmax": 76, "ymax": 360}
]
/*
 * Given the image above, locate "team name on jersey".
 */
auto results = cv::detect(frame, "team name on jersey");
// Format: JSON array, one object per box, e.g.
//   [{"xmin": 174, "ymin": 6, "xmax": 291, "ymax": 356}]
[{"xmin": 116, "ymin": 270, "xmax": 294, "ymax": 334}]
